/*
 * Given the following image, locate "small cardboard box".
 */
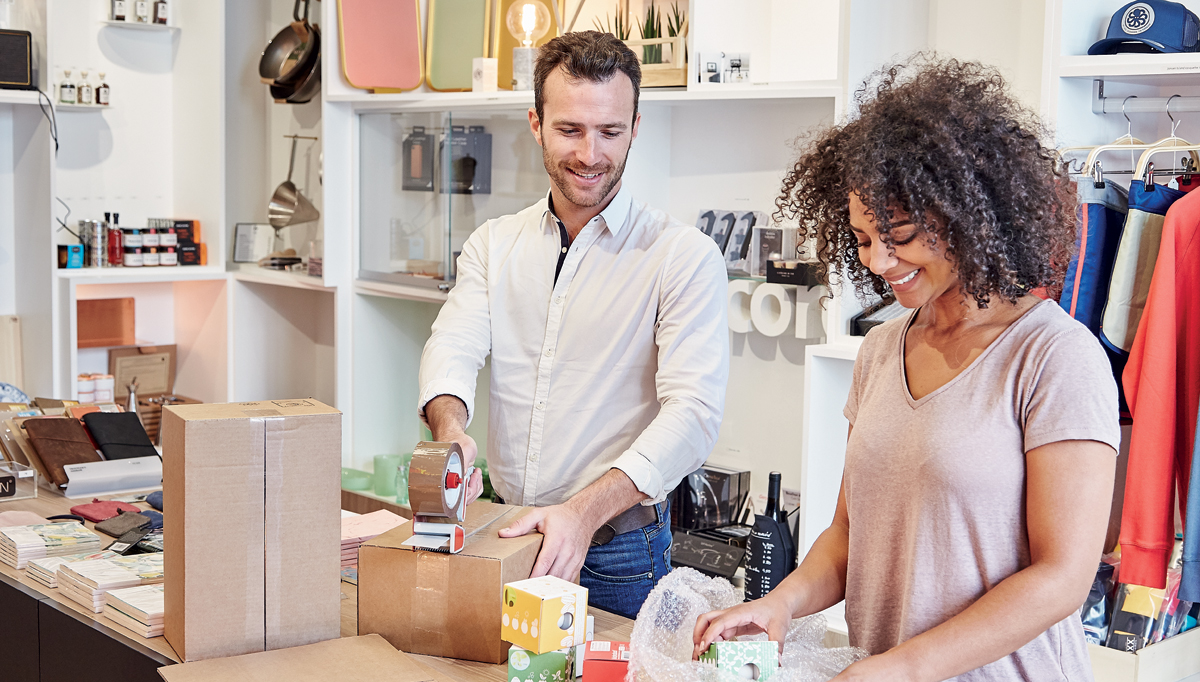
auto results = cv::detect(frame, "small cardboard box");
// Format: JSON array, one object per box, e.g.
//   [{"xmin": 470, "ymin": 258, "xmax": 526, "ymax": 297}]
[
  {"xmin": 502, "ymin": 575, "xmax": 588, "ymax": 654},
  {"xmin": 157, "ymin": 634, "xmax": 449, "ymax": 682},
  {"xmin": 162, "ymin": 399, "xmax": 342, "ymax": 662},
  {"xmin": 582, "ymin": 641, "xmax": 631, "ymax": 682},
  {"xmin": 358, "ymin": 501, "xmax": 542, "ymax": 664},
  {"xmin": 1088, "ymin": 626, "xmax": 1200, "ymax": 682},
  {"xmin": 507, "ymin": 644, "xmax": 574, "ymax": 682},
  {"xmin": 699, "ymin": 640, "xmax": 780, "ymax": 681}
]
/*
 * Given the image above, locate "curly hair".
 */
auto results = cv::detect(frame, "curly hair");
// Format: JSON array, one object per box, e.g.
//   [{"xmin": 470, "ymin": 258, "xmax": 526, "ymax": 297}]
[{"xmin": 776, "ymin": 55, "xmax": 1075, "ymax": 307}]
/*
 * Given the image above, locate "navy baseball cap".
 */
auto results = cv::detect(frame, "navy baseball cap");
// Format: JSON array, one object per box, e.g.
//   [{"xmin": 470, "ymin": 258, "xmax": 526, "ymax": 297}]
[{"xmin": 1088, "ymin": 1, "xmax": 1200, "ymax": 54}]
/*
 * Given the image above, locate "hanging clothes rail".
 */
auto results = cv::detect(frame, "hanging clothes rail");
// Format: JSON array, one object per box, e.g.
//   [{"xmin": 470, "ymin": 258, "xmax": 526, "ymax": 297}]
[{"xmin": 1092, "ymin": 80, "xmax": 1200, "ymax": 115}]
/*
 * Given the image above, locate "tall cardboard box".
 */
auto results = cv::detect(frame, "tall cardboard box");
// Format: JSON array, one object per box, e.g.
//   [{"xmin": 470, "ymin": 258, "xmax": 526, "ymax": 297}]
[
  {"xmin": 162, "ymin": 399, "xmax": 342, "ymax": 662},
  {"xmin": 358, "ymin": 501, "xmax": 543, "ymax": 664}
]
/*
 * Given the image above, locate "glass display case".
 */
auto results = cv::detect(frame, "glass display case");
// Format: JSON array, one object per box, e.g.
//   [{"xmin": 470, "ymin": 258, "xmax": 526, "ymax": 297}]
[{"xmin": 359, "ymin": 109, "xmax": 550, "ymax": 289}]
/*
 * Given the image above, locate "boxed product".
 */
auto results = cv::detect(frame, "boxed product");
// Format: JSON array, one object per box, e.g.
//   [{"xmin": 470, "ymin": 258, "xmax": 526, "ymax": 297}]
[
  {"xmin": 699, "ymin": 640, "xmax": 780, "ymax": 680},
  {"xmin": 358, "ymin": 501, "xmax": 543, "ymax": 664},
  {"xmin": 581, "ymin": 641, "xmax": 631, "ymax": 682},
  {"xmin": 507, "ymin": 644, "xmax": 574, "ymax": 682},
  {"xmin": 676, "ymin": 464, "xmax": 751, "ymax": 530},
  {"xmin": 162, "ymin": 399, "xmax": 342, "ymax": 662},
  {"xmin": 502, "ymin": 575, "xmax": 589, "ymax": 653}
]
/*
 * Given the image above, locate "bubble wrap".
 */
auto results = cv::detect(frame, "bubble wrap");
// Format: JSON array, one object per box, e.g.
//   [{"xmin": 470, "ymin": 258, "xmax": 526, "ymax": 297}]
[{"xmin": 627, "ymin": 568, "xmax": 867, "ymax": 682}]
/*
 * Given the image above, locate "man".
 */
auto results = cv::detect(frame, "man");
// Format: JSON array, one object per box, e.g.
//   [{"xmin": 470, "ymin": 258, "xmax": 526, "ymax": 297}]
[{"xmin": 418, "ymin": 31, "xmax": 728, "ymax": 619}]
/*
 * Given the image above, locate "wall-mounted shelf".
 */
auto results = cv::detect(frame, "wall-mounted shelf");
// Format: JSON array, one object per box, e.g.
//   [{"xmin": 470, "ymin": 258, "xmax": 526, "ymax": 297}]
[
  {"xmin": 229, "ymin": 264, "xmax": 334, "ymax": 292},
  {"xmin": 0, "ymin": 91, "xmax": 42, "ymax": 106},
  {"xmin": 57, "ymin": 265, "xmax": 226, "ymax": 284},
  {"xmin": 354, "ymin": 279, "xmax": 449, "ymax": 304},
  {"xmin": 101, "ymin": 20, "xmax": 177, "ymax": 31},
  {"xmin": 54, "ymin": 104, "xmax": 107, "ymax": 112},
  {"xmin": 334, "ymin": 82, "xmax": 843, "ymax": 112},
  {"xmin": 1056, "ymin": 55, "xmax": 1200, "ymax": 81}
]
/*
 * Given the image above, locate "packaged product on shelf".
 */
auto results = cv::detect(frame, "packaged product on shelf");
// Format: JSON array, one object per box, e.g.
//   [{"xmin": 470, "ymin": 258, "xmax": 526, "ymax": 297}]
[
  {"xmin": 58, "ymin": 68, "xmax": 75, "ymax": 104},
  {"xmin": 134, "ymin": 0, "xmax": 149, "ymax": 22},
  {"xmin": 142, "ymin": 227, "xmax": 160, "ymax": 248},
  {"xmin": 154, "ymin": 0, "xmax": 167, "ymax": 25},
  {"xmin": 123, "ymin": 247, "xmax": 143, "ymax": 267},
  {"xmin": 177, "ymin": 242, "xmax": 203, "ymax": 265},
  {"xmin": 78, "ymin": 70, "xmax": 93, "ymax": 105},
  {"xmin": 1151, "ymin": 567, "xmax": 1192, "ymax": 644},
  {"xmin": 123, "ymin": 227, "xmax": 143, "ymax": 248},
  {"xmin": 159, "ymin": 246, "xmax": 178, "ymax": 266},
  {"xmin": 1081, "ymin": 557, "xmax": 1118, "ymax": 645},
  {"xmin": 111, "ymin": 0, "xmax": 126, "ymax": 21},
  {"xmin": 1107, "ymin": 583, "xmax": 1167, "ymax": 651},
  {"xmin": 142, "ymin": 247, "xmax": 160, "ymax": 267},
  {"xmin": 401, "ymin": 126, "xmax": 434, "ymax": 192},
  {"xmin": 76, "ymin": 374, "xmax": 95, "ymax": 403},
  {"xmin": 97, "ymin": 72, "xmax": 110, "ymax": 105}
]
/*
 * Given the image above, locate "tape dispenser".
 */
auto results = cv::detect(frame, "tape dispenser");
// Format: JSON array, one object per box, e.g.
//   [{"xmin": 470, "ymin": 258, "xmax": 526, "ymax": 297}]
[{"xmin": 401, "ymin": 441, "xmax": 476, "ymax": 554}]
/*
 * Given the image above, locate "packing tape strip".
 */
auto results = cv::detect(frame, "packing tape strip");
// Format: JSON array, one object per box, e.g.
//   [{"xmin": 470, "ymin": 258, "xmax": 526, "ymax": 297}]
[
  {"xmin": 408, "ymin": 441, "xmax": 466, "ymax": 522},
  {"xmin": 261, "ymin": 416, "xmax": 286, "ymax": 649},
  {"xmin": 411, "ymin": 550, "xmax": 451, "ymax": 653}
]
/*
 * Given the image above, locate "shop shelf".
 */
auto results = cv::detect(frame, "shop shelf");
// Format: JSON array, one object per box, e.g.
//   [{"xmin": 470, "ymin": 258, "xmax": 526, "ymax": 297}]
[
  {"xmin": 56, "ymin": 264, "xmax": 226, "ymax": 284},
  {"xmin": 228, "ymin": 263, "xmax": 334, "ymax": 292},
  {"xmin": 101, "ymin": 20, "xmax": 178, "ymax": 31},
  {"xmin": 354, "ymin": 278, "xmax": 449, "ymax": 304},
  {"xmin": 54, "ymin": 104, "xmax": 108, "ymax": 112},
  {"xmin": 0, "ymin": 91, "xmax": 43, "ymax": 106},
  {"xmin": 1055, "ymin": 54, "xmax": 1200, "ymax": 82}
]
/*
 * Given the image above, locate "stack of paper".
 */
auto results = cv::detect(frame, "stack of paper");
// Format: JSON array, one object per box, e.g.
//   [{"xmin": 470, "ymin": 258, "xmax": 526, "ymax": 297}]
[
  {"xmin": 57, "ymin": 553, "xmax": 164, "ymax": 613},
  {"xmin": 0, "ymin": 522, "xmax": 104, "ymax": 569},
  {"xmin": 341, "ymin": 509, "xmax": 406, "ymax": 568},
  {"xmin": 27, "ymin": 550, "xmax": 119, "ymax": 588},
  {"xmin": 104, "ymin": 584, "xmax": 165, "ymax": 637}
]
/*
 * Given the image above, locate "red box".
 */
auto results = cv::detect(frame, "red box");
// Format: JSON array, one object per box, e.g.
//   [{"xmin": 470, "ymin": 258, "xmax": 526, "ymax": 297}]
[{"xmin": 582, "ymin": 641, "xmax": 630, "ymax": 681}]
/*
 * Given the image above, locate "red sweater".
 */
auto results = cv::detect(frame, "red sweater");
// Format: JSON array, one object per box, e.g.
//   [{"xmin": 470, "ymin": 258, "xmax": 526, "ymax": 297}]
[{"xmin": 1120, "ymin": 186, "xmax": 1200, "ymax": 588}]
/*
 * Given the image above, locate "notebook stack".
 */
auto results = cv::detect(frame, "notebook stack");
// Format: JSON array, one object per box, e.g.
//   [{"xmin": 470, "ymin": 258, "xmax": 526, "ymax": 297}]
[
  {"xmin": 104, "ymin": 584, "xmax": 165, "ymax": 638},
  {"xmin": 341, "ymin": 509, "xmax": 406, "ymax": 568},
  {"xmin": 0, "ymin": 522, "xmax": 104, "ymax": 569},
  {"xmin": 27, "ymin": 550, "xmax": 119, "ymax": 588},
  {"xmin": 57, "ymin": 553, "xmax": 164, "ymax": 613}
]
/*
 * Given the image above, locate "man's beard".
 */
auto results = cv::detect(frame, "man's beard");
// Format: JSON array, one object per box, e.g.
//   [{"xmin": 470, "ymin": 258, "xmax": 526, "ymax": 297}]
[{"xmin": 543, "ymin": 143, "xmax": 631, "ymax": 209}]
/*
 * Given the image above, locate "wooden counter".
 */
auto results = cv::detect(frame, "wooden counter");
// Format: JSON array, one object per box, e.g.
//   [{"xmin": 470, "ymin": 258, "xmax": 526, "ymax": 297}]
[{"xmin": 1, "ymin": 489, "xmax": 634, "ymax": 681}]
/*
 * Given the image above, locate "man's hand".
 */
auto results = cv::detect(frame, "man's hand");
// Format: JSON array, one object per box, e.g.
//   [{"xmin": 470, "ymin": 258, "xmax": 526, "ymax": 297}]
[
  {"xmin": 424, "ymin": 395, "xmax": 484, "ymax": 505},
  {"xmin": 498, "ymin": 504, "xmax": 594, "ymax": 581}
]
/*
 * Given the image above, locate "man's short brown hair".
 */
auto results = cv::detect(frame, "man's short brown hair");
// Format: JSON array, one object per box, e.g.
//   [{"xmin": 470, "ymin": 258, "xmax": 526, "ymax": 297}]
[{"xmin": 534, "ymin": 31, "xmax": 641, "ymax": 124}]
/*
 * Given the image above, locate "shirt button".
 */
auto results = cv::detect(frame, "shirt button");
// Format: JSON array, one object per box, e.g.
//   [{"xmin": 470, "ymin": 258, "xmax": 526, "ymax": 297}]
[
  {"xmin": 535, "ymin": 402, "xmax": 544, "ymax": 410},
  {"xmin": 530, "ymin": 453, "xmax": 539, "ymax": 462},
  {"xmin": 561, "ymin": 247, "xmax": 567, "ymax": 254},
  {"xmin": 544, "ymin": 348, "xmax": 553, "ymax": 357},
  {"xmin": 555, "ymin": 296, "xmax": 563, "ymax": 304}
]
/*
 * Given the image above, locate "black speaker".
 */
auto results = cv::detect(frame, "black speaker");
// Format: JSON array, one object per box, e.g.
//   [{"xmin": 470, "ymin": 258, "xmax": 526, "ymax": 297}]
[{"xmin": 0, "ymin": 29, "xmax": 35, "ymax": 91}]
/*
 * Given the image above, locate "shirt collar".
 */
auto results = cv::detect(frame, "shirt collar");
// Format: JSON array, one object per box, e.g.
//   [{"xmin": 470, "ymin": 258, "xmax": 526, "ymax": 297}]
[{"xmin": 541, "ymin": 185, "xmax": 633, "ymax": 237}]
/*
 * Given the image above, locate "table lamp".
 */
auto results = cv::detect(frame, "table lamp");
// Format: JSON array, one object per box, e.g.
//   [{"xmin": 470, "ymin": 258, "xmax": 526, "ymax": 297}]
[{"xmin": 507, "ymin": 0, "xmax": 551, "ymax": 90}]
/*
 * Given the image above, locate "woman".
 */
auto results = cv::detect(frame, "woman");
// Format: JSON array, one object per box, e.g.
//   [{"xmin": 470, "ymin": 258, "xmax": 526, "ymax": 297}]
[{"xmin": 694, "ymin": 58, "xmax": 1120, "ymax": 681}]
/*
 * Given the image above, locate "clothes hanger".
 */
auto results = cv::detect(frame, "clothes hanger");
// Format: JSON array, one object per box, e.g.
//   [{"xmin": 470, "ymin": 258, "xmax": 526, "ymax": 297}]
[
  {"xmin": 1133, "ymin": 95, "xmax": 1200, "ymax": 186},
  {"xmin": 1085, "ymin": 96, "xmax": 1193, "ymax": 176},
  {"xmin": 1060, "ymin": 96, "xmax": 1144, "ymax": 173}
]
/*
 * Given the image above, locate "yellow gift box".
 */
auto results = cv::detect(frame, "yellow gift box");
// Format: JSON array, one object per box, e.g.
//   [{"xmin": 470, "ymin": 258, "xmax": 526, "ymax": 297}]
[{"xmin": 501, "ymin": 576, "xmax": 588, "ymax": 654}]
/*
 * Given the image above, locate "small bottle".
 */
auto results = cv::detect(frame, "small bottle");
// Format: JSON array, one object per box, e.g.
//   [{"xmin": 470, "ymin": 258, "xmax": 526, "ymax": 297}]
[
  {"xmin": 154, "ymin": 0, "xmax": 167, "ymax": 25},
  {"xmin": 134, "ymin": 0, "xmax": 149, "ymax": 23},
  {"xmin": 59, "ymin": 68, "xmax": 76, "ymax": 105},
  {"xmin": 107, "ymin": 212, "xmax": 123, "ymax": 266},
  {"xmin": 112, "ymin": 0, "xmax": 126, "ymax": 21},
  {"xmin": 78, "ymin": 70, "xmax": 93, "ymax": 105},
  {"xmin": 97, "ymin": 73, "xmax": 110, "ymax": 106}
]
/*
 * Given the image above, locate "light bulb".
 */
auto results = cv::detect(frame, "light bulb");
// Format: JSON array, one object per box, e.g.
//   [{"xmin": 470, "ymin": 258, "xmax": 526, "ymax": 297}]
[{"xmin": 506, "ymin": 0, "xmax": 551, "ymax": 48}]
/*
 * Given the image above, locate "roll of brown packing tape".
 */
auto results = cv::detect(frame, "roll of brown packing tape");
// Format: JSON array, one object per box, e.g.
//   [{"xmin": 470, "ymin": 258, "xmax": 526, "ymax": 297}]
[{"xmin": 408, "ymin": 441, "xmax": 467, "ymax": 522}]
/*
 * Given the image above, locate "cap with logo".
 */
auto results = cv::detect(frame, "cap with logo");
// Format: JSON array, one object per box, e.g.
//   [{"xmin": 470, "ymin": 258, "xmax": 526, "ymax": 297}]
[{"xmin": 1088, "ymin": 0, "xmax": 1200, "ymax": 54}]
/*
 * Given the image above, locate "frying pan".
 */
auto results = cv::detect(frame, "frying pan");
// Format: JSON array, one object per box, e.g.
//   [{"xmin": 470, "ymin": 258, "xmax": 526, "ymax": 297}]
[
  {"xmin": 260, "ymin": 0, "xmax": 320, "ymax": 87},
  {"xmin": 270, "ymin": 26, "xmax": 322, "ymax": 103}
]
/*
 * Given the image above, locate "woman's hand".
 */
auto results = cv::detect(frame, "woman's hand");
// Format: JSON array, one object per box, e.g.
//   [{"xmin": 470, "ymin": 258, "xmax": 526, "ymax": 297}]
[{"xmin": 692, "ymin": 593, "xmax": 794, "ymax": 659}]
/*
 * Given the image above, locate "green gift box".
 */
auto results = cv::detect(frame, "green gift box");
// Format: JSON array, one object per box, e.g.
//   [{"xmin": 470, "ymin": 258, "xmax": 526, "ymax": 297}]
[
  {"xmin": 507, "ymin": 644, "xmax": 574, "ymax": 682},
  {"xmin": 699, "ymin": 640, "xmax": 779, "ymax": 680}
]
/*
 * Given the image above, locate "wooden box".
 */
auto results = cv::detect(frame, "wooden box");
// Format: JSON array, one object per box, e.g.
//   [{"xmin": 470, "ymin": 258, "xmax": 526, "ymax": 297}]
[
  {"xmin": 623, "ymin": 20, "xmax": 688, "ymax": 88},
  {"xmin": 77, "ymin": 298, "xmax": 135, "ymax": 349}
]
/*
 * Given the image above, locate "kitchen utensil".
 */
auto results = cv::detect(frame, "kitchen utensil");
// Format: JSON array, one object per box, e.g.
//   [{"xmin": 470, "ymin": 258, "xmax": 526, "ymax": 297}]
[
  {"xmin": 270, "ymin": 26, "xmax": 321, "ymax": 104},
  {"xmin": 259, "ymin": 0, "xmax": 319, "ymax": 87},
  {"xmin": 268, "ymin": 136, "xmax": 320, "ymax": 228}
]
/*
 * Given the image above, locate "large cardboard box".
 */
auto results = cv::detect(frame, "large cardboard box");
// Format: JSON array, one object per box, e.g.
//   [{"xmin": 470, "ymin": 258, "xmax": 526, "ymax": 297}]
[
  {"xmin": 157, "ymin": 634, "xmax": 449, "ymax": 682},
  {"xmin": 162, "ymin": 399, "xmax": 341, "ymax": 662},
  {"xmin": 358, "ymin": 501, "xmax": 542, "ymax": 664}
]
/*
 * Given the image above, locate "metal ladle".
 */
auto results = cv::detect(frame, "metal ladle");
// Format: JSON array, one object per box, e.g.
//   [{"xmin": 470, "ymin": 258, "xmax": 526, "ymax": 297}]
[{"xmin": 268, "ymin": 135, "xmax": 320, "ymax": 229}]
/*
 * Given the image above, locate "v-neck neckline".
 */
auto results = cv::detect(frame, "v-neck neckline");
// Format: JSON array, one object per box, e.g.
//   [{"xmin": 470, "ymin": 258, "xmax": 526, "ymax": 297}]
[{"xmin": 898, "ymin": 299, "xmax": 1049, "ymax": 408}]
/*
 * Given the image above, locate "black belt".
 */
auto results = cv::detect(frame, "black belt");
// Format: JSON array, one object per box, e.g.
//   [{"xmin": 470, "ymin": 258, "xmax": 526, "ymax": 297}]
[
  {"xmin": 591, "ymin": 502, "xmax": 663, "ymax": 546},
  {"xmin": 492, "ymin": 495, "xmax": 663, "ymax": 546}
]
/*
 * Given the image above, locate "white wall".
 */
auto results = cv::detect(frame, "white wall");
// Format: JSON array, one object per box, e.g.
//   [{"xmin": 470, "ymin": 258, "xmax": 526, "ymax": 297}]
[{"xmin": 927, "ymin": 0, "xmax": 1046, "ymax": 110}]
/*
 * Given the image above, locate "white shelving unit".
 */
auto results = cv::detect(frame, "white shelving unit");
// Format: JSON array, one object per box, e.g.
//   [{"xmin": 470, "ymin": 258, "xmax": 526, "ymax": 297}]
[{"xmin": 101, "ymin": 20, "xmax": 177, "ymax": 31}]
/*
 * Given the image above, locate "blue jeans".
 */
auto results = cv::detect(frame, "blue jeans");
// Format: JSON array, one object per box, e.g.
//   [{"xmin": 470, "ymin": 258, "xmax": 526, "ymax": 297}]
[{"xmin": 580, "ymin": 500, "xmax": 672, "ymax": 619}]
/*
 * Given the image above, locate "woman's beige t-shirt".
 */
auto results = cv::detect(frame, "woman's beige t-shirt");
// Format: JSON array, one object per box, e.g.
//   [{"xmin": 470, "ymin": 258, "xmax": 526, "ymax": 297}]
[{"xmin": 843, "ymin": 300, "xmax": 1121, "ymax": 681}]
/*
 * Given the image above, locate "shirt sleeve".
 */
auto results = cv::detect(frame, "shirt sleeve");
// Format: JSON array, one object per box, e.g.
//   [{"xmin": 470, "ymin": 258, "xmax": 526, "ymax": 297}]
[
  {"xmin": 418, "ymin": 224, "xmax": 493, "ymax": 428},
  {"xmin": 1022, "ymin": 327, "xmax": 1121, "ymax": 454},
  {"xmin": 843, "ymin": 335, "xmax": 871, "ymax": 426},
  {"xmin": 614, "ymin": 230, "xmax": 729, "ymax": 505}
]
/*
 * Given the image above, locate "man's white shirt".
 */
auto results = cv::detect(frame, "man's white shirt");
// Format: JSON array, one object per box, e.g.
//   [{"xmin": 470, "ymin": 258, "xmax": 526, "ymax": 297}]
[{"xmin": 418, "ymin": 186, "xmax": 729, "ymax": 507}]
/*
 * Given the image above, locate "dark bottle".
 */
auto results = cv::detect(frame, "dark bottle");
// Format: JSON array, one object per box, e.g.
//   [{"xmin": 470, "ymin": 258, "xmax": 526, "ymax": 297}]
[
  {"xmin": 744, "ymin": 471, "xmax": 796, "ymax": 601},
  {"xmin": 107, "ymin": 212, "xmax": 124, "ymax": 266},
  {"xmin": 154, "ymin": 0, "xmax": 168, "ymax": 25}
]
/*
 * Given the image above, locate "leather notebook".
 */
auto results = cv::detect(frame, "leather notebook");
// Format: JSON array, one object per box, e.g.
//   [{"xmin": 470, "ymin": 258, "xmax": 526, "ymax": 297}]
[
  {"xmin": 81, "ymin": 412, "xmax": 158, "ymax": 460},
  {"xmin": 22, "ymin": 417, "xmax": 102, "ymax": 487},
  {"xmin": 69, "ymin": 499, "xmax": 141, "ymax": 523},
  {"xmin": 95, "ymin": 511, "xmax": 152, "ymax": 538}
]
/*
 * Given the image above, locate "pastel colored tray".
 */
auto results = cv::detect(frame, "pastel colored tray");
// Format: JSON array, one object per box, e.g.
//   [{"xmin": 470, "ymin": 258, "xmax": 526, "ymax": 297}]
[
  {"xmin": 426, "ymin": 0, "xmax": 490, "ymax": 92},
  {"xmin": 338, "ymin": 0, "xmax": 423, "ymax": 91}
]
